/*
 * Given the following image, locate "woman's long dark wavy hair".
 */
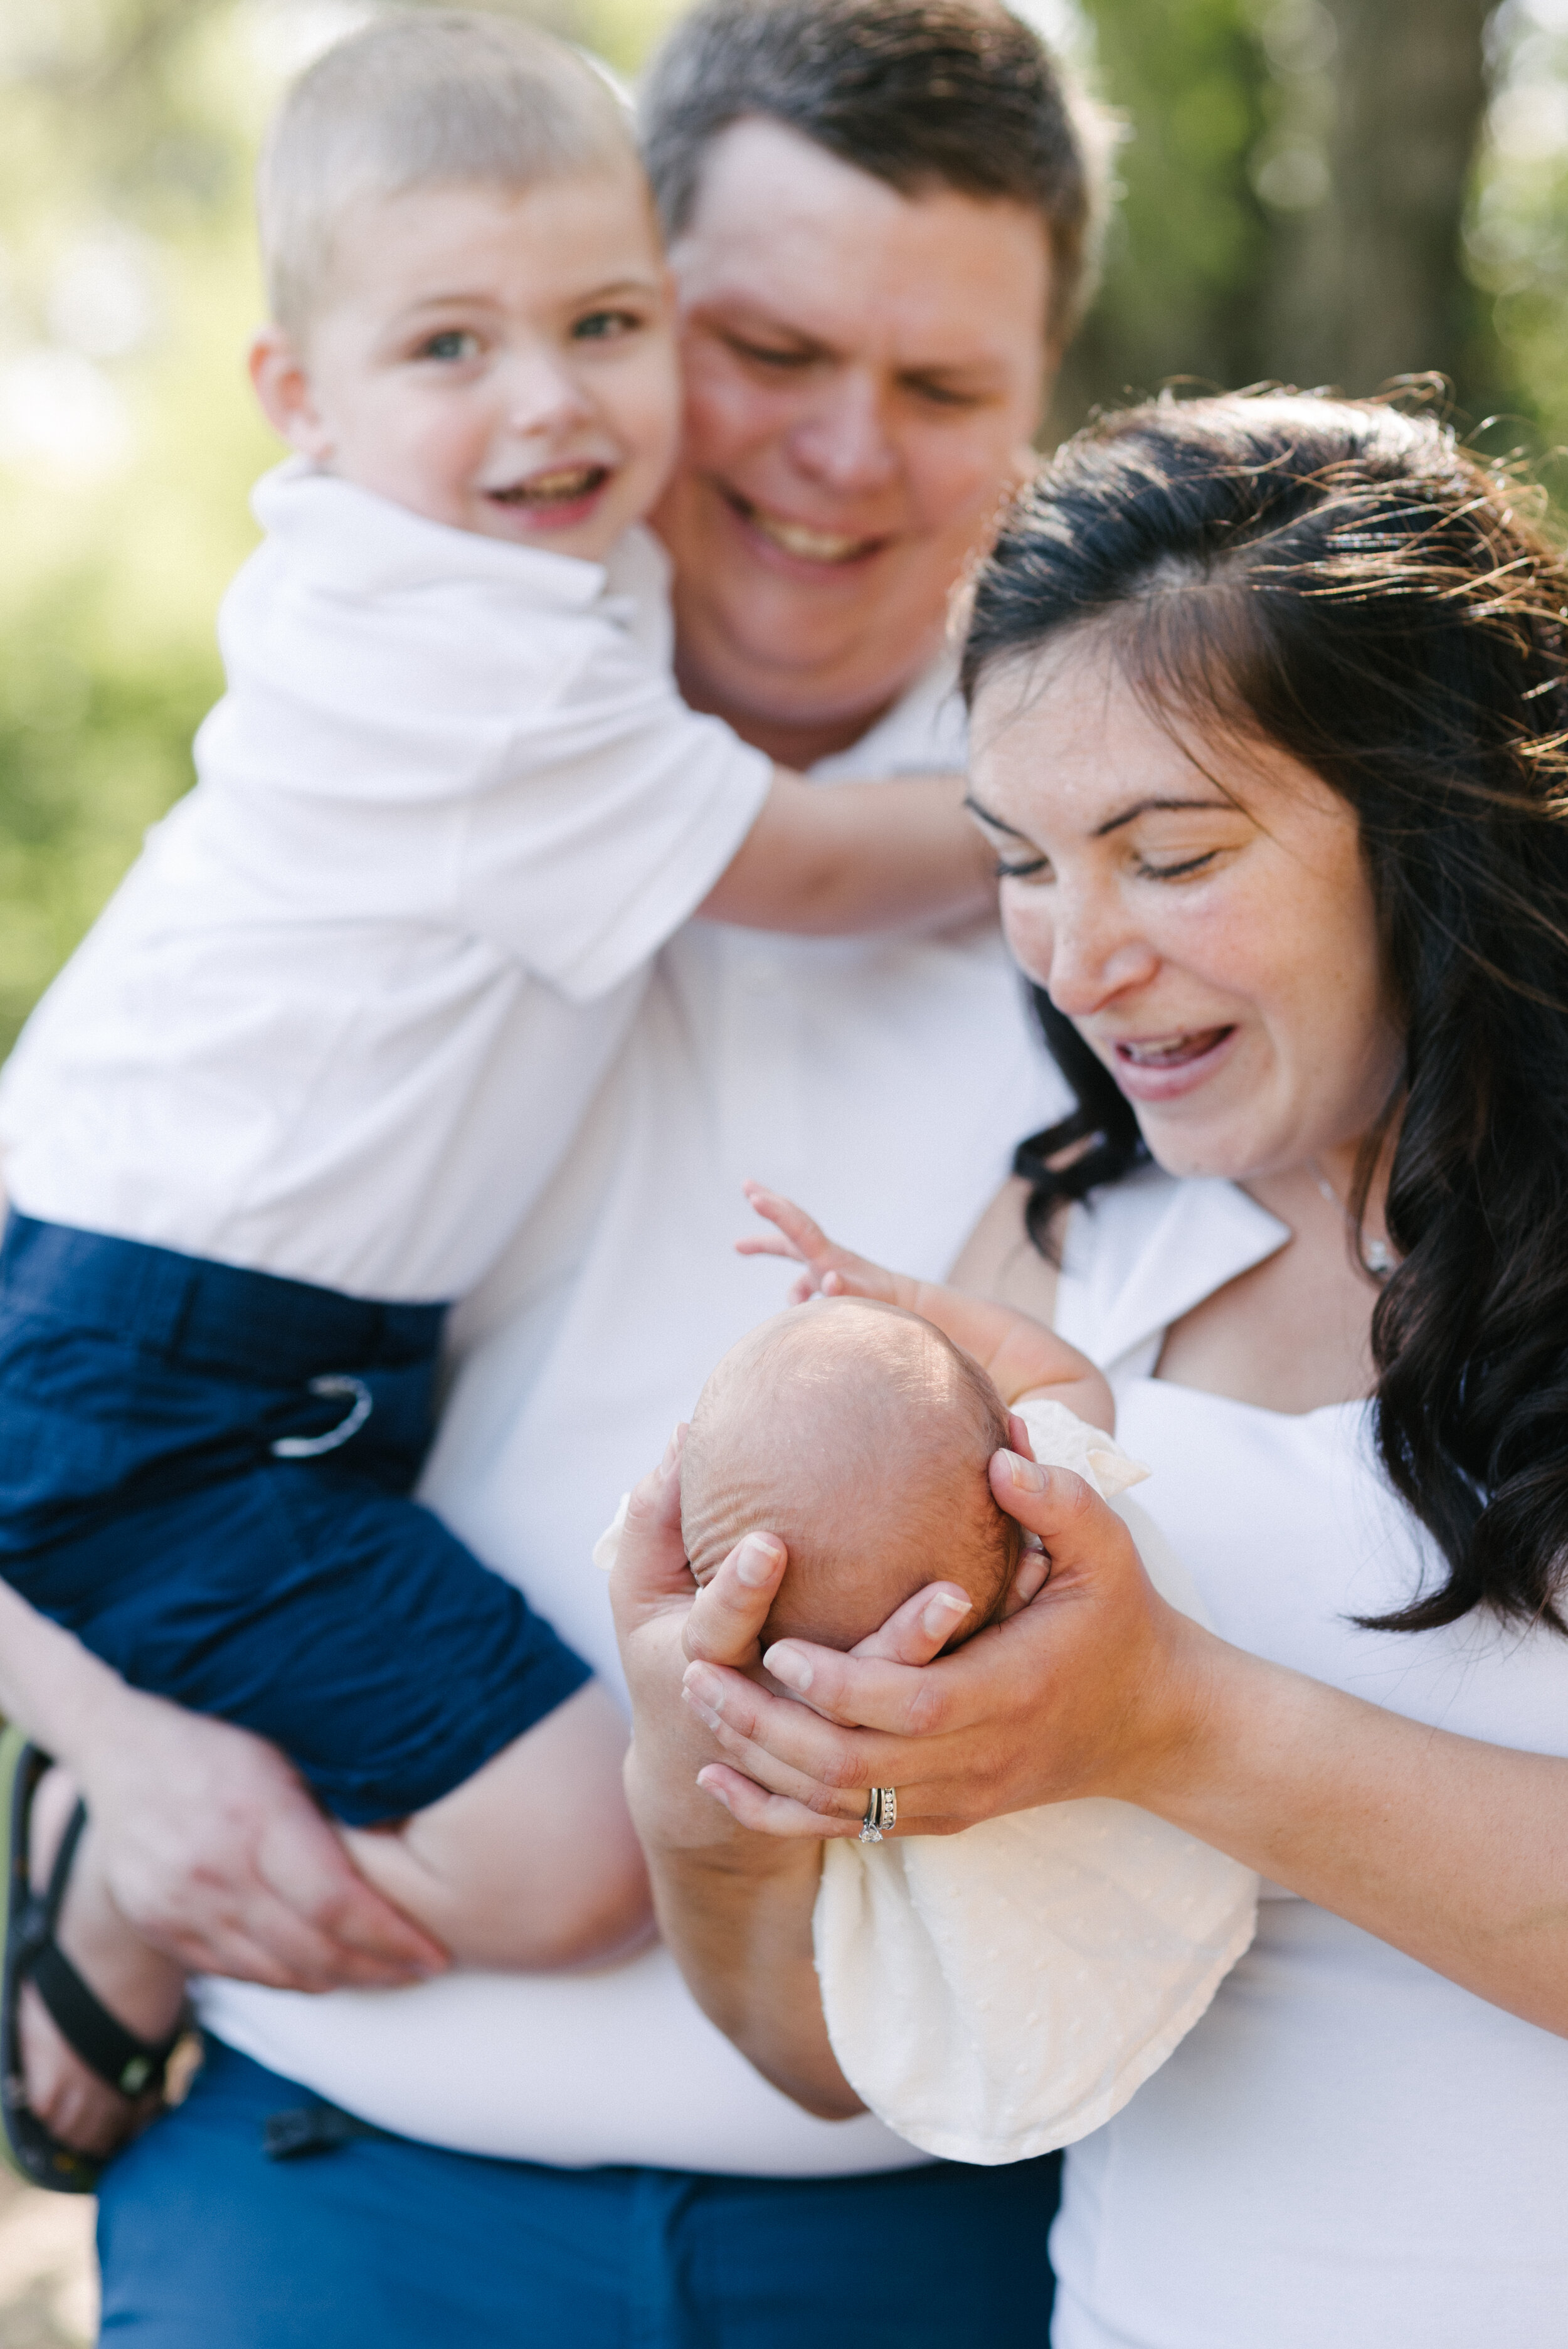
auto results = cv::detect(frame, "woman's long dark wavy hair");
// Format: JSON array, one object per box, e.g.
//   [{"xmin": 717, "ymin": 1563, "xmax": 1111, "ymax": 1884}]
[{"xmin": 960, "ymin": 391, "xmax": 1568, "ymax": 1636}]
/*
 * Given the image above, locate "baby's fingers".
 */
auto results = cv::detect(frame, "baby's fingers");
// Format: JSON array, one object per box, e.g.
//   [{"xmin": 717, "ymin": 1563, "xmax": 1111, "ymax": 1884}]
[
  {"xmin": 741, "ymin": 1182, "xmax": 837, "ymax": 1265},
  {"xmin": 732, "ymin": 1241, "xmax": 825, "ymax": 1305},
  {"xmin": 734, "ymin": 1232, "xmax": 806, "ymax": 1263}
]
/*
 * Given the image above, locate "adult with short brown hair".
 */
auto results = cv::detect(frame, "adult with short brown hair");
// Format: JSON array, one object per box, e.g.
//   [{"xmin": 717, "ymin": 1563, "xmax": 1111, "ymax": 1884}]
[{"xmin": 0, "ymin": 3, "xmax": 1107, "ymax": 2341}]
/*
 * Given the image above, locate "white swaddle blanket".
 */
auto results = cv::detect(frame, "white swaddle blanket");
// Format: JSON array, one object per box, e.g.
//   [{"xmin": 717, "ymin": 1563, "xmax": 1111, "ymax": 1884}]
[
  {"xmin": 812, "ymin": 1398, "xmax": 1258, "ymax": 2166},
  {"xmin": 595, "ymin": 1397, "xmax": 1258, "ymax": 2166}
]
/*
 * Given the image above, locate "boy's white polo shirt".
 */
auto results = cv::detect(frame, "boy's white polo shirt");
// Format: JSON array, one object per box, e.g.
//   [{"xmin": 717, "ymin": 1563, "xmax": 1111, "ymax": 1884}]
[{"xmin": 0, "ymin": 463, "xmax": 771, "ymax": 1300}]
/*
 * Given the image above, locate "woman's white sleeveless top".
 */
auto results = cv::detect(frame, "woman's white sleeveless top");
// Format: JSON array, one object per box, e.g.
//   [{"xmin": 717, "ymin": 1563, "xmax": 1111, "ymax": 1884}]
[{"xmin": 1047, "ymin": 1166, "xmax": 1568, "ymax": 2349}]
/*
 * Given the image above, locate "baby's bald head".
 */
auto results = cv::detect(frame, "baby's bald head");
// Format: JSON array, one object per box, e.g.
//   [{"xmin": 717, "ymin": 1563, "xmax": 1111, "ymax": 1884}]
[{"xmin": 681, "ymin": 1298, "xmax": 1020, "ymax": 1652}]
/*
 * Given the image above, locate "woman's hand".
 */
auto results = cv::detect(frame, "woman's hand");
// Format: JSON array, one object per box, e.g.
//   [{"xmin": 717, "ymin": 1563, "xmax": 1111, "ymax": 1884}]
[
  {"xmin": 676, "ymin": 1449, "xmax": 1568, "ymax": 2041},
  {"xmin": 684, "ymin": 1451, "xmax": 1210, "ymax": 1838},
  {"xmin": 613, "ymin": 1426, "xmax": 978, "ymax": 1830}
]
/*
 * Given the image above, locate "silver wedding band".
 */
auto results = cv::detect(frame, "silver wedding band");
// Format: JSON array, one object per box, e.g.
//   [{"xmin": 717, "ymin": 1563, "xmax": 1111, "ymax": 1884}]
[{"xmin": 859, "ymin": 1786, "xmax": 897, "ymax": 1843}]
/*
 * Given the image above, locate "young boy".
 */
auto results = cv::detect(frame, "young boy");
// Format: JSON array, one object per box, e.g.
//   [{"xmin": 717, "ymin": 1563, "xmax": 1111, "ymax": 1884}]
[
  {"xmin": 0, "ymin": 13, "xmax": 995, "ymax": 2185},
  {"xmin": 667, "ymin": 1188, "xmax": 1258, "ymax": 2165}
]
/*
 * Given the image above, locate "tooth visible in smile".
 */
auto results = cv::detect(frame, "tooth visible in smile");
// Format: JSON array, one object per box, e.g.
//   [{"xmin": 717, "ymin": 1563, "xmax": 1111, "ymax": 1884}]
[
  {"xmin": 736, "ymin": 497, "xmax": 878, "ymax": 563},
  {"xmin": 490, "ymin": 464, "xmax": 607, "ymax": 505},
  {"xmin": 1118, "ymin": 1028, "xmax": 1230, "ymax": 1067}
]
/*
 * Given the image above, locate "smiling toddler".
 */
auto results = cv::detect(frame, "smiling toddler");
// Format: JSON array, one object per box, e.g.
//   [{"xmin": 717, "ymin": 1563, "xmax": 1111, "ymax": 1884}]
[{"xmin": 0, "ymin": 12, "xmax": 993, "ymax": 2187}]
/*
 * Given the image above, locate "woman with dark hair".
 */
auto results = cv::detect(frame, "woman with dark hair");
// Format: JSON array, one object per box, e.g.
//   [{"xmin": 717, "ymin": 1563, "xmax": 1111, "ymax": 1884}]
[{"xmin": 615, "ymin": 393, "xmax": 1568, "ymax": 2346}]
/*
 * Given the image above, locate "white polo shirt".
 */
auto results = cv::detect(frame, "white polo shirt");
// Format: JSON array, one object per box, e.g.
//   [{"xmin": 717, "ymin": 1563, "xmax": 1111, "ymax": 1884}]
[
  {"xmin": 201, "ymin": 655, "xmax": 1070, "ymax": 2173},
  {"xmin": 0, "ymin": 462, "xmax": 771, "ymax": 1300}
]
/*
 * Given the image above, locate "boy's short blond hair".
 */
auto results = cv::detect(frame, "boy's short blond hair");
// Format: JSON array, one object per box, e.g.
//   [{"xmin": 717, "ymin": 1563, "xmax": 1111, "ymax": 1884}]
[{"xmin": 259, "ymin": 9, "xmax": 638, "ymax": 338}]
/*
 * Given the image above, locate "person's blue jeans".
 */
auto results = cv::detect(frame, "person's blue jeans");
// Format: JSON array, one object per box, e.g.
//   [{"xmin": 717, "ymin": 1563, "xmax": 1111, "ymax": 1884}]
[{"xmin": 98, "ymin": 2040, "xmax": 1060, "ymax": 2346}]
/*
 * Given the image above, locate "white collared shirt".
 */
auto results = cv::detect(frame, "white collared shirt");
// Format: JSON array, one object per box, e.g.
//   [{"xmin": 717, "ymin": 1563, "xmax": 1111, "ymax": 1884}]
[
  {"xmin": 0, "ymin": 463, "xmax": 771, "ymax": 1300},
  {"xmin": 1047, "ymin": 1167, "xmax": 1568, "ymax": 2348}
]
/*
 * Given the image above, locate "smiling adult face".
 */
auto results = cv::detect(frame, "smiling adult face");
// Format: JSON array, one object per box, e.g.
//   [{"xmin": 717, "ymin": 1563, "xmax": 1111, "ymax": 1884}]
[
  {"xmin": 652, "ymin": 118, "xmax": 1054, "ymax": 762},
  {"xmin": 966, "ymin": 630, "xmax": 1406, "ymax": 1190}
]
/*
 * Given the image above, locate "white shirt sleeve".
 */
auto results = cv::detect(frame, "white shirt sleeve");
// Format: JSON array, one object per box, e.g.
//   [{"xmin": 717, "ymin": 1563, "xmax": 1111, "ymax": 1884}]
[
  {"xmin": 450, "ymin": 615, "xmax": 775, "ymax": 1002},
  {"xmin": 203, "ymin": 509, "xmax": 776, "ymax": 1009}
]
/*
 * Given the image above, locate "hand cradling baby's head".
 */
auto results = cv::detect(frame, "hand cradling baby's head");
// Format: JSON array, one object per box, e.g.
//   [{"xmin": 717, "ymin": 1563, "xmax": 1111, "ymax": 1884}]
[{"xmin": 681, "ymin": 1297, "xmax": 1021, "ymax": 1653}]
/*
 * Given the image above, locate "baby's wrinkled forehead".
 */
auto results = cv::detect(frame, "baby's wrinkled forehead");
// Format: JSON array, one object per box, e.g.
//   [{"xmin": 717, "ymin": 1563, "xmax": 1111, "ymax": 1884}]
[{"xmin": 681, "ymin": 1297, "xmax": 1004, "ymax": 1579}]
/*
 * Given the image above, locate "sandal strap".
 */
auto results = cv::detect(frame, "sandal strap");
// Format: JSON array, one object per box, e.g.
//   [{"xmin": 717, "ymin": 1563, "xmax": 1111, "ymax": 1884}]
[
  {"xmin": 16, "ymin": 1800, "xmax": 181, "ymax": 2099},
  {"xmin": 40, "ymin": 1802, "xmax": 87, "ymax": 1936},
  {"xmin": 26, "ymin": 1931, "xmax": 182, "ymax": 2099}
]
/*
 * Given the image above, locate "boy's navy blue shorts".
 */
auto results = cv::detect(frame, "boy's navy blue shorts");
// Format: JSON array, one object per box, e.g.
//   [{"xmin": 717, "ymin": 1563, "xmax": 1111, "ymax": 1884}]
[{"xmin": 0, "ymin": 1212, "xmax": 590, "ymax": 1825}]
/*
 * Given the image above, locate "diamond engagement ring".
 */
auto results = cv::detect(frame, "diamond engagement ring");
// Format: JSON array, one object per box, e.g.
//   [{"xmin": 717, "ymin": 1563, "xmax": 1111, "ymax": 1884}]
[{"xmin": 859, "ymin": 1787, "xmax": 897, "ymax": 1843}]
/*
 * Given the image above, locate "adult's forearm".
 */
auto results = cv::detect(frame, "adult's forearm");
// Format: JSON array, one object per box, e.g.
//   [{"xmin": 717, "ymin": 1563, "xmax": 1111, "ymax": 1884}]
[
  {"xmin": 700, "ymin": 773, "xmax": 994, "ymax": 936},
  {"xmin": 0, "ymin": 1573, "xmax": 142, "ymax": 1766},
  {"xmin": 640, "ymin": 1824, "xmax": 857, "ymax": 2118},
  {"xmin": 623, "ymin": 1709, "xmax": 859, "ymax": 2117},
  {"xmin": 613, "ymin": 1444, "xmax": 902, "ymax": 2119},
  {"xmin": 1147, "ymin": 1635, "xmax": 1568, "ymax": 2035},
  {"xmin": 0, "ymin": 1197, "xmax": 120, "ymax": 1754}
]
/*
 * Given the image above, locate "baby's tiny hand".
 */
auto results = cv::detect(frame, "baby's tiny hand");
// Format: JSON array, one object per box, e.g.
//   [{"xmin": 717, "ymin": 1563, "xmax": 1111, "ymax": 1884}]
[{"xmin": 736, "ymin": 1184, "xmax": 917, "ymax": 1312}]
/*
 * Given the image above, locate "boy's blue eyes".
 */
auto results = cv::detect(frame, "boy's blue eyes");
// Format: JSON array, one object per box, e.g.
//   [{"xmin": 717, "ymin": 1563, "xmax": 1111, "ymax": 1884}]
[
  {"xmin": 573, "ymin": 310, "xmax": 638, "ymax": 341},
  {"xmin": 413, "ymin": 315, "xmax": 640, "ymax": 359}
]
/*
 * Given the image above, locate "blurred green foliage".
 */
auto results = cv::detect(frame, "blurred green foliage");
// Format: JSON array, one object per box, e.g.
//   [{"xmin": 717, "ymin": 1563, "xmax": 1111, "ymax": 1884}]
[
  {"xmin": 1470, "ymin": 3, "xmax": 1568, "ymax": 477},
  {"xmin": 0, "ymin": 0, "xmax": 1559, "ymax": 1052},
  {"xmin": 1054, "ymin": 0, "xmax": 1275, "ymax": 426},
  {"xmin": 0, "ymin": 2, "xmax": 278, "ymax": 1046}
]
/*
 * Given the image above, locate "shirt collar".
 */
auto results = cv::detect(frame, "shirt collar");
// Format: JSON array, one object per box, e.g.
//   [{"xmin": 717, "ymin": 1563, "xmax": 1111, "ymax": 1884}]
[
  {"xmin": 250, "ymin": 457, "xmax": 610, "ymax": 607},
  {"xmin": 1056, "ymin": 1165, "xmax": 1291, "ymax": 1377}
]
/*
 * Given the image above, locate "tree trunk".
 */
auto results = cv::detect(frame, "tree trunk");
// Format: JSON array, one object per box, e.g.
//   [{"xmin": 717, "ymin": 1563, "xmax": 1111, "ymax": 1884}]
[
  {"xmin": 1057, "ymin": 0, "xmax": 1502, "ymax": 437},
  {"xmin": 1260, "ymin": 0, "xmax": 1493, "ymax": 395}
]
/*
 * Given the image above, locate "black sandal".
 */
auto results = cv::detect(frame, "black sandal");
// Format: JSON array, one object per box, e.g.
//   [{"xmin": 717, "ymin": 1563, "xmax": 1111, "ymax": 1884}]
[{"xmin": 2, "ymin": 1726, "xmax": 186, "ymax": 2192}]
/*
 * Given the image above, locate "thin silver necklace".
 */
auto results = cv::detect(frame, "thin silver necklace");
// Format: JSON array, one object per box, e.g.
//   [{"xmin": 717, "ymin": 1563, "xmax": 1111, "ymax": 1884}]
[{"xmin": 1310, "ymin": 1159, "xmax": 1393, "ymax": 1278}]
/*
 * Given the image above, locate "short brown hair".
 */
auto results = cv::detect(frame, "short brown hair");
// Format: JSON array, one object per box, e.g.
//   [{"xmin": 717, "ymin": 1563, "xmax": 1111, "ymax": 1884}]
[
  {"xmin": 260, "ymin": 10, "xmax": 636, "ymax": 338},
  {"xmin": 639, "ymin": 0, "xmax": 1106, "ymax": 348}
]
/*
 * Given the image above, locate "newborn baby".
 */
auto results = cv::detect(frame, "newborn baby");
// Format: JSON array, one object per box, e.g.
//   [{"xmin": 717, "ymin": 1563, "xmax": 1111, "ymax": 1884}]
[
  {"xmin": 655, "ymin": 1189, "xmax": 1261, "ymax": 2168},
  {"xmin": 683, "ymin": 1298, "xmax": 1058, "ymax": 1653},
  {"xmin": 679, "ymin": 1184, "xmax": 1134, "ymax": 1657}
]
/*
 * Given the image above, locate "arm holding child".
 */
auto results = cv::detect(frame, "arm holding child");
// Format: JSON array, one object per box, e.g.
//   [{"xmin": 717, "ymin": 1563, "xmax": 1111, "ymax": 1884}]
[{"xmin": 699, "ymin": 772, "xmax": 997, "ymax": 938}]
